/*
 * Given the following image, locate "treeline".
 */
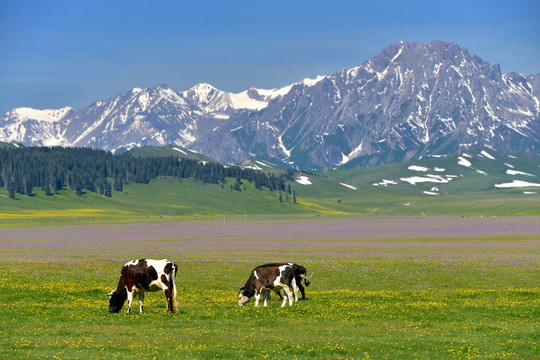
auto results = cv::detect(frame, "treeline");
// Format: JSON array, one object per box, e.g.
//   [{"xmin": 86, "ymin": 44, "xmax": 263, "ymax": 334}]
[{"xmin": 0, "ymin": 146, "xmax": 296, "ymax": 199}]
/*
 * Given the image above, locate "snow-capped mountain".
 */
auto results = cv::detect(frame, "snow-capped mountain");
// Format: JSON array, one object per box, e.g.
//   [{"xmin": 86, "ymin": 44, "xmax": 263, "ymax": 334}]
[
  {"xmin": 0, "ymin": 107, "xmax": 75, "ymax": 147},
  {"xmin": 1, "ymin": 41, "xmax": 539, "ymax": 169},
  {"xmin": 0, "ymin": 83, "xmax": 285, "ymax": 152},
  {"xmin": 191, "ymin": 41, "xmax": 540, "ymax": 169}
]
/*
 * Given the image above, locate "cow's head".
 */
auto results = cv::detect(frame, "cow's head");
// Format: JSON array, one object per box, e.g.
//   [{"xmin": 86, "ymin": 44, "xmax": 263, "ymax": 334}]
[
  {"xmin": 238, "ymin": 287, "xmax": 251, "ymax": 306},
  {"xmin": 107, "ymin": 288, "xmax": 127, "ymax": 313}
]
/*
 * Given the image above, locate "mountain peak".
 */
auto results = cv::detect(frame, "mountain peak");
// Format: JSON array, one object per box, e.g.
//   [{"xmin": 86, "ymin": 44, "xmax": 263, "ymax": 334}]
[
  {"xmin": 1, "ymin": 41, "xmax": 539, "ymax": 169},
  {"xmin": 377, "ymin": 40, "xmax": 465, "ymax": 63},
  {"xmin": 156, "ymin": 83, "xmax": 169, "ymax": 89},
  {"xmin": 9, "ymin": 107, "xmax": 74, "ymax": 122},
  {"xmin": 188, "ymin": 83, "xmax": 219, "ymax": 93}
]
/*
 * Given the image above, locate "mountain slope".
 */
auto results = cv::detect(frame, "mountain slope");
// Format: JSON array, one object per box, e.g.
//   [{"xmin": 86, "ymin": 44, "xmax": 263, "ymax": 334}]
[
  {"xmin": 192, "ymin": 41, "xmax": 540, "ymax": 169},
  {"xmin": 0, "ymin": 83, "xmax": 286, "ymax": 153},
  {"xmin": 0, "ymin": 107, "xmax": 75, "ymax": 146},
  {"xmin": 127, "ymin": 144, "xmax": 219, "ymax": 164},
  {"xmin": 1, "ymin": 41, "xmax": 539, "ymax": 169},
  {"xmin": 324, "ymin": 147, "xmax": 540, "ymax": 196}
]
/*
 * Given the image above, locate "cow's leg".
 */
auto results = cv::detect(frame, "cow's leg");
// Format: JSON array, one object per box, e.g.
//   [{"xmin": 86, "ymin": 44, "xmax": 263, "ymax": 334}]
[
  {"xmin": 126, "ymin": 290, "xmax": 134, "ymax": 315},
  {"xmin": 263, "ymin": 289, "xmax": 269, "ymax": 307},
  {"xmin": 159, "ymin": 274, "xmax": 174, "ymax": 313},
  {"xmin": 254, "ymin": 289, "xmax": 261, "ymax": 307},
  {"xmin": 280, "ymin": 286, "xmax": 288, "ymax": 307},
  {"xmin": 139, "ymin": 292, "xmax": 145, "ymax": 313},
  {"xmin": 282, "ymin": 285, "xmax": 294, "ymax": 307},
  {"xmin": 292, "ymin": 278, "xmax": 299, "ymax": 302},
  {"xmin": 298, "ymin": 282, "xmax": 306, "ymax": 300},
  {"xmin": 163, "ymin": 288, "xmax": 174, "ymax": 313}
]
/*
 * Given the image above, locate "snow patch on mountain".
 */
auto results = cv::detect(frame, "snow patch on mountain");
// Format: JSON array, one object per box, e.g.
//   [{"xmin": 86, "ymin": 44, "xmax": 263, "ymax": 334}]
[
  {"xmin": 400, "ymin": 175, "xmax": 450, "ymax": 185},
  {"xmin": 296, "ymin": 176, "xmax": 312, "ymax": 185},
  {"xmin": 495, "ymin": 180, "xmax": 540, "ymax": 188},
  {"xmin": 458, "ymin": 157, "xmax": 472, "ymax": 167},
  {"xmin": 254, "ymin": 75, "xmax": 326, "ymax": 101},
  {"xmin": 480, "ymin": 150, "xmax": 496, "ymax": 159},
  {"xmin": 1, "ymin": 41, "xmax": 540, "ymax": 168},
  {"xmin": 173, "ymin": 147, "xmax": 187, "ymax": 155},
  {"xmin": 409, "ymin": 165, "xmax": 429, "ymax": 172},
  {"xmin": 229, "ymin": 91, "xmax": 269, "ymax": 111},
  {"xmin": 373, "ymin": 179, "xmax": 397, "ymax": 186},
  {"xmin": 340, "ymin": 183, "xmax": 357, "ymax": 190},
  {"xmin": 9, "ymin": 107, "xmax": 73, "ymax": 122},
  {"xmin": 507, "ymin": 169, "xmax": 535, "ymax": 176}
]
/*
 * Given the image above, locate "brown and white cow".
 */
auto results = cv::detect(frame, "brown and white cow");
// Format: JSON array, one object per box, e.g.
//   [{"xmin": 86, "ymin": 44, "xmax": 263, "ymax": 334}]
[
  {"xmin": 238, "ymin": 263, "xmax": 297, "ymax": 307},
  {"xmin": 108, "ymin": 259, "xmax": 178, "ymax": 315},
  {"xmin": 268, "ymin": 263, "xmax": 312, "ymax": 300}
]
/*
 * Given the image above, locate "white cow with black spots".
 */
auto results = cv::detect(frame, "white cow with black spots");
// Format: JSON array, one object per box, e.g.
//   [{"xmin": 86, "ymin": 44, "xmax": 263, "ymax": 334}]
[
  {"xmin": 238, "ymin": 263, "xmax": 297, "ymax": 307},
  {"xmin": 107, "ymin": 259, "xmax": 178, "ymax": 315}
]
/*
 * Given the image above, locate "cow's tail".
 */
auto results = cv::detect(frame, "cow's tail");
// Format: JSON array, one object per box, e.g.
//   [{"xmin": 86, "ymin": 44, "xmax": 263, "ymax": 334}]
[
  {"xmin": 300, "ymin": 272, "xmax": 313, "ymax": 286},
  {"xmin": 171, "ymin": 264, "xmax": 178, "ymax": 310}
]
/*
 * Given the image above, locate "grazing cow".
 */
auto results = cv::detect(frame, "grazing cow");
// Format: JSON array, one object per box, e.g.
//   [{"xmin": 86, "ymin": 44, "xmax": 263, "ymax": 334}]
[
  {"xmin": 108, "ymin": 259, "xmax": 178, "ymax": 315},
  {"xmin": 238, "ymin": 263, "xmax": 297, "ymax": 307},
  {"xmin": 271, "ymin": 263, "xmax": 312, "ymax": 300}
]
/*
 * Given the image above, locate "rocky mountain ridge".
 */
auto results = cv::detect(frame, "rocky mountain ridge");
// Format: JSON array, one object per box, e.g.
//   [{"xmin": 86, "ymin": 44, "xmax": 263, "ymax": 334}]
[{"xmin": 1, "ymin": 41, "xmax": 539, "ymax": 169}]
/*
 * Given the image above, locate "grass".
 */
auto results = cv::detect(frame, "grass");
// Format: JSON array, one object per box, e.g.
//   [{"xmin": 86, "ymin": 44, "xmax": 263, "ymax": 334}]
[
  {"xmin": 1, "ymin": 171, "xmax": 539, "ymax": 229},
  {"xmin": 1, "ymin": 146, "xmax": 539, "ymax": 227},
  {"xmin": 0, "ymin": 177, "xmax": 318, "ymax": 228},
  {"xmin": 0, "ymin": 218, "xmax": 538, "ymax": 359}
]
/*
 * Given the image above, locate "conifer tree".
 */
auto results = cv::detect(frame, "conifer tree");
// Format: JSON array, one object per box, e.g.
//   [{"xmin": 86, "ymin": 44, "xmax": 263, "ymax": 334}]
[
  {"xmin": 8, "ymin": 180, "xmax": 15, "ymax": 199},
  {"xmin": 104, "ymin": 182, "xmax": 112, "ymax": 197}
]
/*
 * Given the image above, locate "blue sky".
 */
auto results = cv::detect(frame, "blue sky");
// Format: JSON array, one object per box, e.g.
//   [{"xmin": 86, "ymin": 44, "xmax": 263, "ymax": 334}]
[{"xmin": 1, "ymin": 0, "xmax": 539, "ymax": 113}]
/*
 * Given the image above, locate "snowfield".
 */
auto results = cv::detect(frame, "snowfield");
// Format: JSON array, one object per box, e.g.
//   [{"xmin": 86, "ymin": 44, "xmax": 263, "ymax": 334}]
[
  {"xmin": 369, "ymin": 148, "xmax": 539, "ymax": 196},
  {"xmin": 173, "ymin": 147, "xmax": 187, "ymax": 155},
  {"xmin": 408, "ymin": 165, "xmax": 429, "ymax": 172},
  {"xmin": 458, "ymin": 156, "xmax": 472, "ymax": 167},
  {"xmin": 400, "ymin": 175, "xmax": 450, "ymax": 185},
  {"xmin": 340, "ymin": 183, "xmax": 357, "ymax": 190},
  {"xmin": 507, "ymin": 169, "xmax": 535, "ymax": 177},
  {"xmin": 373, "ymin": 179, "xmax": 398, "ymax": 187},
  {"xmin": 494, "ymin": 180, "xmax": 540, "ymax": 188},
  {"xmin": 480, "ymin": 150, "xmax": 496, "ymax": 160},
  {"xmin": 296, "ymin": 176, "xmax": 312, "ymax": 185}
]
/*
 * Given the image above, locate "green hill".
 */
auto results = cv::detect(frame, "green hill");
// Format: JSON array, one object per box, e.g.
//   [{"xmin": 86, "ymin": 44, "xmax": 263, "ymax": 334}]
[
  {"xmin": 237, "ymin": 158, "xmax": 286, "ymax": 173},
  {"xmin": 325, "ymin": 147, "xmax": 540, "ymax": 195},
  {"xmin": 0, "ymin": 146, "xmax": 538, "ymax": 227},
  {"xmin": 0, "ymin": 142, "xmax": 20, "ymax": 149},
  {"xmin": 128, "ymin": 144, "xmax": 219, "ymax": 163}
]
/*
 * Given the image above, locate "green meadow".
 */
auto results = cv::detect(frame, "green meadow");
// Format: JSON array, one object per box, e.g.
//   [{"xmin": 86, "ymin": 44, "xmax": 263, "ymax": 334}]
[
  {"xmin": 0, "ymin": 148, "xmax": 538, "ymax": 359},
  {"xmin": 1, "ymin": 172, "xmax": 539, "ymax": 229},
  {"xmin": 0, "ymin": 218, "xmax": 538, "ymax": 359},
  {"xmin": 1, "ymin": 146, "xmax": 539, "ymax": 228}
]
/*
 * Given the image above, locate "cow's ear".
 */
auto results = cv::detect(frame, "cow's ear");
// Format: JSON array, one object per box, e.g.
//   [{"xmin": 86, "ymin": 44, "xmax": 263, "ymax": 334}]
[{"xmin": 107, "ymin": 291, "xmax": 114, "ymax": 297}]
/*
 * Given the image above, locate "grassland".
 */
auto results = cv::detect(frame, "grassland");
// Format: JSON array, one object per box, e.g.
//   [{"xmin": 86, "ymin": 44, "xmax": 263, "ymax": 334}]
[
  {"xmin": 0, "ymin": 149, "xmax": 538, "ymax": 358},
  {"xmin": 1, "ymin": 146, "xmax": 539, "ymax": 228},
  {"xmin": 0, "ymin": 177, "xmax": 314, "ymax": 228},
  {"xmin": 0, "ymin": 217, "xmax": 538, "ymax": 359},
  {"xmin": 1, "ymin": 171, "xmax": 539, "ymax": 229}
]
